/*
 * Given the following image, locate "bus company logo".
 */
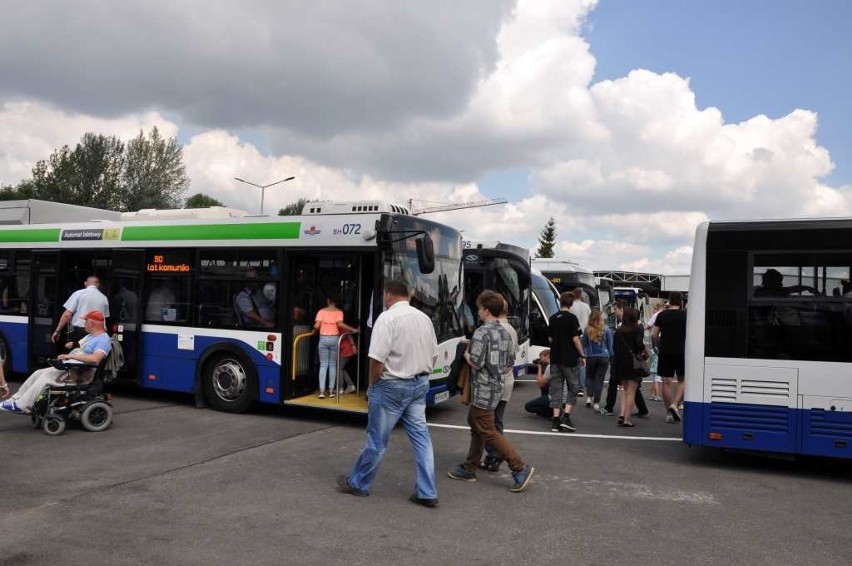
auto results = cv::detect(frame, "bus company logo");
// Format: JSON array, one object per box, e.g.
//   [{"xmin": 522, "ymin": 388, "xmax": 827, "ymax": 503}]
[{"xmin": 303, "ymin": 225, "xmax": 321, "ymax": 236}]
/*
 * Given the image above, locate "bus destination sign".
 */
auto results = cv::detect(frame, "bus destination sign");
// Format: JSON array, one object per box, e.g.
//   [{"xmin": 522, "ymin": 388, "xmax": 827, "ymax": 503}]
[{"xmin": 147, "ymin": 254, "xmax": 192, "ymax": 273}]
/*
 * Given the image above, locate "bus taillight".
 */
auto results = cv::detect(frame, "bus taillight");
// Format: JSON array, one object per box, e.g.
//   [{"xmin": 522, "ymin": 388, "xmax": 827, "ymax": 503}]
[{"xmin": 708, "ymin": 432, "xmax": 723, "ymax": 441}]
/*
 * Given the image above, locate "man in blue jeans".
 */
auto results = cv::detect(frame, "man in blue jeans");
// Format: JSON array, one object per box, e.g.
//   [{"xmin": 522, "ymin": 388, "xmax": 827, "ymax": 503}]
[{"xmin": 337, "ymin": 280, "xmax": 440, "ymax": 507}]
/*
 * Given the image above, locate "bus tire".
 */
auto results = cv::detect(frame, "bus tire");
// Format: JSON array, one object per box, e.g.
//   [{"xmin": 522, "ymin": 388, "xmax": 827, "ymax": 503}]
[{"xmin": 202, "ymin": 352, "xmax": 257, "ymax": 414}]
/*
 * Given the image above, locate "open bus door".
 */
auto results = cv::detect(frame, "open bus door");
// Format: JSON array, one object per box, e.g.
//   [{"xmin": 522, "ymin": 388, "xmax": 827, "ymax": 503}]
[
  {"xmin": 285, "ymin": 252, "xmax": 371, "ymax": 411},
  {"xmin": 109, "ymin": 250, "xmax": 145, "ymax": 378},
  {"xmin": 29, "ymin": 251, "xmax": 60, "ymax": 369}
]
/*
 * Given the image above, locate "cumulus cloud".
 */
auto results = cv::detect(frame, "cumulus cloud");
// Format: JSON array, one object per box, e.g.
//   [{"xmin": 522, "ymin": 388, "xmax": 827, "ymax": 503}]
[{"xmin": 0, "ymin": 0, "xmax": 848, "ymax": 276}]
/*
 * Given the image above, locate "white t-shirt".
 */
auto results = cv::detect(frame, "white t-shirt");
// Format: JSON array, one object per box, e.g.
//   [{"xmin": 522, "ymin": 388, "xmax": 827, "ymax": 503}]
[
  {"xmin": 368, "ymin": 301, "xmax": 437, "ymax": 379},
  {"xmin": 64, "ymin": 285, "xmax": 110, "ymax": 328},
  {"xmin": 569, "ymin": 301, "xmax": 591, "ymax": 333}
]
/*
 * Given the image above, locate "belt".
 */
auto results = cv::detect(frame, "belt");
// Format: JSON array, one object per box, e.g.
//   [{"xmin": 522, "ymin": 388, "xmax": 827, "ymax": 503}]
[{"xmin": 415, "ymin": 372, "xmax": 429, "ymax": 378}]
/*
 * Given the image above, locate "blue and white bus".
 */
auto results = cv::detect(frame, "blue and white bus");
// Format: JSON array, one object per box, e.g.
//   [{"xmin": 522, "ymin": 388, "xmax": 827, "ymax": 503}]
[
  {"xmin": 462, "ymin": 241, "xmax": 531, "ymax": 376},
  {"xmin": 0, "ymin": 201, "xmax": 464, "ymax": 414},
  {"xmin": 685, "ymin": 219, "xmax": 852, "ymax": 459}
]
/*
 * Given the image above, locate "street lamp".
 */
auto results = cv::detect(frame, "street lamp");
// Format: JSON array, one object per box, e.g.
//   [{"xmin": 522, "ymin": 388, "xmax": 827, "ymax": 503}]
[{"xmin": 234, "ymin": 176, "xmax": 296, "ymax": 214}]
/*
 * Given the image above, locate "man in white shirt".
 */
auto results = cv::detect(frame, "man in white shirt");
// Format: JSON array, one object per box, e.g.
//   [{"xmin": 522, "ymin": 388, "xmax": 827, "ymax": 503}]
[
  {"xmin": 52, "ymin": 276, "xmax": 110, "ymax": 348},
  {"xmin": 568, "ymin": 288, "xmax": 591, "ymax": 395},
  {"xmin": 337, "ymin": 280, "xmax": 439, "ymax": 507}
]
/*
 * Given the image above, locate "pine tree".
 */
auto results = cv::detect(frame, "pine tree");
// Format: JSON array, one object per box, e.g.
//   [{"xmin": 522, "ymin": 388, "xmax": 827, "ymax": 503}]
[{"xmin": 536, "ymin": 217, "xmax": 557, "ymax": 258}]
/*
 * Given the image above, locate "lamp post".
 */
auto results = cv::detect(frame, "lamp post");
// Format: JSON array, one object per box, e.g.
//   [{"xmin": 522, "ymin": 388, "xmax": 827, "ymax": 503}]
[{"xmin": 234, "ymin": 176, "xmax": 296, "ymax": 214}]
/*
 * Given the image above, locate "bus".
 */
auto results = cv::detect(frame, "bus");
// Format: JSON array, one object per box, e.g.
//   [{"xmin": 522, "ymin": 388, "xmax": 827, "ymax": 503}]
[
  {"xmin": 530, "ymin": 269, "xmax": 560, "ymax": 364},
  {"xmin": 685, "ymin": 219, "xmax": 852, "ymax": 459},
  {"xmin": 531, "ymin": 258, "xmax": 600, "ymax": 308},
  {"xmin": 613, "ymin": 286, "xmax": 652, "ymax": 321},
  {"xmin": 462, "ymin": 241, "xmax": 531, "ymax": 376},
  {"xmin": 595, "ymin": 275, "xmax": 615, "ymax": 327},
  {"xmin": 0, "ymin": 201, "xmax": 464, "ymax": 414}
]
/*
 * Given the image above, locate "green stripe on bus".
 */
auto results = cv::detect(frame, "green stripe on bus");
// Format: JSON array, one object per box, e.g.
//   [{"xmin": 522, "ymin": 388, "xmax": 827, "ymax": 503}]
[
  {"xmin": 122, "ymin": 222, "xmax": 301, "ymax": 242},
  {"xmin": 0, "ymin": 228, "xmax": 61, "ymax": 243}
]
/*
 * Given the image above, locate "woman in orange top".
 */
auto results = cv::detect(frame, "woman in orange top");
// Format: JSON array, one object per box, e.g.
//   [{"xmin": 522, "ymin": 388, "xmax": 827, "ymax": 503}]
[{"xmin": 314, "ymin": 292, "xmax": 358, "ymax": 398}]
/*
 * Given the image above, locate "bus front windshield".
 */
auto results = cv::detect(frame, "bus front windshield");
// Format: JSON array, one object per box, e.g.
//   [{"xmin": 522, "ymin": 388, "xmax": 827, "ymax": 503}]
[
  {"xmin": 532, "ymin": 275, "xmax": 559, "ymax": 319},
  {"xmin": 382, "ymin": 224, "xmax": 462, "ymax": 342}
]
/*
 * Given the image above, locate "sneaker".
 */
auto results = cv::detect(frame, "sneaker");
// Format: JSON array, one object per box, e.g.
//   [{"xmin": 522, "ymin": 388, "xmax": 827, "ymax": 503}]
[
  {"xmin": 677, "ymin": 403, "xmax": 684, "ymax": 411},
  {"xmin": 447, "ymin": 465, "xmax": 477, "ymax": 482},
  {"xmin": 665, "ymin": 414, "xmax": 674, "ymax": 424},
  {"xmin": 598, "ymin": 407, "xmax": 614, "ymax": 416},
  {"xmin": 409, "ymin": 494, "xmax": 439, "ymax": 508},
  {"xmin": 318, "ymin": 392, "xmax": 325, "ymax": 399},
  {"xmin": 509, "ymin": 464, "xmax": 535, "ymax": 493},
  {"xmin": 343, "ymin": 385, "xmax": 356, "ymax": 394},
  {"xmin": 578, "ymin": 389, "xmax": 585, "ymax": 397},
  {"xmin": 585, "ymin": 398, "xmax": 592, "ymax": 408},
  {"xmin": 0, "ymin": 399, "xmax": 24, "ymax": 414},
  {"xmin": 479, "ymin": 457, "xmax": 502, "ymax": 472},
  {"xmin": 559, "ymin": 414, "xmax": 576, "ymax": 432},
  {"xmin": 550, "ymin": 418, "xmax": 562, "ymax": 432},
  {"xmin": 668, "ymin": 405, "xmax": 682, "ymax": 422},
  {"xmin": 336, "ymin": 475, "xmax": 368, "ymax": 497},
  {"xmin": 593, "ymin": 403, "xmax": 600, "ymax": 412}
]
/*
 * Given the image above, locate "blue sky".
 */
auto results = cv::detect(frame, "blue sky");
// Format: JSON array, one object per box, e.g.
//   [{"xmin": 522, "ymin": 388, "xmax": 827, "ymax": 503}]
[{"xmin": 482, "ymin": 0, "xmax": 852, "ymax": 202}]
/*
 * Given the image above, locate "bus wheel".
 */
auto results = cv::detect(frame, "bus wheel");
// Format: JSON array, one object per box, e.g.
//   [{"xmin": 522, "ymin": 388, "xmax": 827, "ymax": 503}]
[{"xmin": 202, "ymin": 354, "xmax": 256, "ymax": 414}]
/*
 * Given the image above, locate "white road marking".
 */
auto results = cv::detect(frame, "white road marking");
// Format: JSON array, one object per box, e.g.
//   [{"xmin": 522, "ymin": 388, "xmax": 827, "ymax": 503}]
[{"xmin": 427, "ymin": 422, "xmax": 681, "ymax": 441}]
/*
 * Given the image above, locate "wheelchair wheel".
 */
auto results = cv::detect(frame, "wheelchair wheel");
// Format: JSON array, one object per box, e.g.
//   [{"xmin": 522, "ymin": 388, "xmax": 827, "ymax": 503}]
[
  {"xmin": 81, "ymin": 401, "xmax": 113, "ymax": 432},
  {"xmin": 42, "ymin": 415, "xmax": 66, "ymax": 436}
]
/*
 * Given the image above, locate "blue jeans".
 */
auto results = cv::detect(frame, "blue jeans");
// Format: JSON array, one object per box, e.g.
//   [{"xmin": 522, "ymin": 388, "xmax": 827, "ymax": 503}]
[
  {"xmin": 318, "ymin": 335, "xmax": 339, "ymax": 391},
  {"xmin": 348, "ymin": 376, "xmax": 437, "ymax": 499},
  {"xmin": 577, "ymin": 364, "xmax": 586, "ymax": 390}
]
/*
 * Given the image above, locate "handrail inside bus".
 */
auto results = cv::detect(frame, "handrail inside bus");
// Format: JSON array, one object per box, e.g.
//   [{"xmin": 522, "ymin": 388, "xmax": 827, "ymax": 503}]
[{"xmin": 292, "ymin": 330, "xmax": 317, "ymax": 381}]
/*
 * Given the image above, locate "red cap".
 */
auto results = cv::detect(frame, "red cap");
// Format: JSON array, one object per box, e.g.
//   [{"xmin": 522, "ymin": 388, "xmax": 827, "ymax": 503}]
[{"xmin": 81, "ymin": 310, "xmax": 105, "ymax": 323}]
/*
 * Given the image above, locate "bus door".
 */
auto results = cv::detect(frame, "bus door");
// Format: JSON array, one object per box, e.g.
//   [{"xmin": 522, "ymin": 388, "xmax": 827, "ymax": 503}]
[
  {"xmin": 29, "ymin": 251, "xmax": 60, "ymax": 368},
  {"xmin": 109, "ymin": 250, "xmax": 145, "ymax": 376},
  {"xmin": 286, "ymin": 253, "xmax": 368, "ymax": 399}
]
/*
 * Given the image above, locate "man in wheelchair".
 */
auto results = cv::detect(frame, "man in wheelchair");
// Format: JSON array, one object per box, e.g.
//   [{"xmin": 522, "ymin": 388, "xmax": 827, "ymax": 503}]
[{"xmin": 1, "ymin": 310, "xmax": 112, "ymax": 416}]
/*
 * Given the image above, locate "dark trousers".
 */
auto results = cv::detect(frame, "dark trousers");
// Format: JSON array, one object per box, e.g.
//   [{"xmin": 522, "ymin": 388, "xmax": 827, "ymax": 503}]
[
  {"xmin": 463, "ymin": 406, "xmax": 525, "ymax": 474},
  {"xmin": 524, "ymin": 394, "xmax": 550, "ymax": 417},
  {"xmin": 604, "ymin": 374, "xmax": 648, "ymax": 414},
  {"xmin": 484, "ymin": 400, "xmax": 507, "ymax": 461}
]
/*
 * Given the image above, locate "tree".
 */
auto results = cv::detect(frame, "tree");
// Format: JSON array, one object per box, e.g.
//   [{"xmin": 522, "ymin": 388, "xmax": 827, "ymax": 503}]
[
  {"xmin": 8, "ymin": 127, "xmax": 190, "ymax": 212},
  {"xmin": 121, "ymin": 127, "xmax": 189, "ymax": 211},
  {"xmin": 185, "ymin": 193, "xmax": 224, "ymax": 208},
  {"xmin": 536, "ymin": 217, "xmax": 557, "ymax": 258},
  {"xmin": 27, "ymin": 134, "xmax": 125, "ymax": 209},
  {"xmin": 278, "ymin": 198, "xmax": 309, "ymax": 216}
]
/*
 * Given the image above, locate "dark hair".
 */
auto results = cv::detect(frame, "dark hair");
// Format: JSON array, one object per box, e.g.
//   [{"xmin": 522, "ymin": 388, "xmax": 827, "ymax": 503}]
[
  {"xmin": 477, "ymin": 290, "xmax": 505, "ymax": 317},
  {"xmin": 668, "ymin": 291, "xmax": 683, "ymax": 307},
  {"xmin": 559, "ymin": 291, "xmax": 575, "ymax": 308},
  {"xmin": 384, "ymin": 280, "xmax": 409, "ymax": 298},
  {"xmin": 326, "ymin": 291, "xmax": 341, "ymax": 306},
  {"xmin": 621, "ymin": 307, "xmax": 640, "ymax": 327}
]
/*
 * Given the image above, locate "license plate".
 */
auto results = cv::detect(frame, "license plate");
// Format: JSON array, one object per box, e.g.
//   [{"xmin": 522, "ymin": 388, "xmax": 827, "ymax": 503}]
[{"xmin": 433, "ymin": 390, "xmax": 450, "ymax": 404}]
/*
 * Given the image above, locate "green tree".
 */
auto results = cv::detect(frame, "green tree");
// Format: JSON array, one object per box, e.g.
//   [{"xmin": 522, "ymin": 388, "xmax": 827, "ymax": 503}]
[
  {"xmin": 27, "ymin": 134, "xmax": 125, "ymax": 209},
  {"xmin": 536, "ymin": 217, "xmax": 557, "ymax": 258},
  {"xmin": 121, "ymin": 127, "xmax": 189, "ymax": 211},
  {"xmin": 185, "ymin": 193, "xmax": 224, "ymax": 208},
  {"xmin": 0, "ymin": 181, "xmax": 37, "ymax": 201},
  {"xmin": 278, "ymin": 198, "xmax": 309, "ymax": 216}
]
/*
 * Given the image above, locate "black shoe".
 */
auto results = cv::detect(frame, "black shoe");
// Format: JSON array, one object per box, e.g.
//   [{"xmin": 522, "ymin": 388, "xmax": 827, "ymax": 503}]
[
  {"xmin": 668, "ymin": 405, "xmax": 682, "ymax": 422},
  {"xmin": 479, "ymin": 457, "xmax": 502, "ymax": 472},
  {"xmin": 633, "ymin": 411, "xmax": 650, "ymax": 418},
  {"xmin": 559, "ymin": 414, "xmax": 576, "ymax": 432},
  {"xmin": 551, "ymin": 418, "xmax": 562, "ymax": 432},
  {"xmin": 336, "ymin": 475, "xmax": 368, "ymax": 497},
  {"xmin": 409, "ymin": 494, "xmax": 439, "ymax": 508}
]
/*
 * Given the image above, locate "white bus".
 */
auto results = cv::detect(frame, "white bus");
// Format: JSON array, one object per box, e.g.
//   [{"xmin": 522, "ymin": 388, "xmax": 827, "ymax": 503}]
[
  {"xmin": 0, "ymin": 201, "xmax": 464, "ymax": 414},
  {"xmin": 531, "ymin": 258, "xmax": 601, "ymax": 308},
  {"xmin": 685, "ymin": 219, "xmax": 852, "ymax": 459},
  {"xmin": 462, "ymin": 241, "xmax": 531, "ymax": 375}
]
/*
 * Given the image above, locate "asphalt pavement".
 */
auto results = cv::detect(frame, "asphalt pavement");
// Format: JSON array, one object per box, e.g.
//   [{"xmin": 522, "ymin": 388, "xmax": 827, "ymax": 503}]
[{"xmin": 1, "ymin": 378, "xmax": 850, "ymax": 565}]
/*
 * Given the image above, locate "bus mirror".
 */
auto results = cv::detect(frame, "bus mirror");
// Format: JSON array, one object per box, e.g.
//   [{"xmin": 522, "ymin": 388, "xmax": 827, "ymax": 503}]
[{"xmin": 416, "ymin": 234, "xmax": 435, "ymax": 274}]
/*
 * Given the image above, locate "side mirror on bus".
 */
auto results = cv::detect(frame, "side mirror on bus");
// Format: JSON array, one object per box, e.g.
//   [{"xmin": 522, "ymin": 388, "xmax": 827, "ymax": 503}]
[{"xmin": 416, "ymin": 234, "xmax": 435, "ymax": 274}]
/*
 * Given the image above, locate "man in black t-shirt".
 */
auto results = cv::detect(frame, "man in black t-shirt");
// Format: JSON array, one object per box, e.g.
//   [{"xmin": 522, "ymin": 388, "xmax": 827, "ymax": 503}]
[
  {"xmin": 547, "ymin": 292, "xmax": 586, "ymax": 432},
  {"xmin": 653, "ymin": 292, "xmax": 687, "ymax": 423}
]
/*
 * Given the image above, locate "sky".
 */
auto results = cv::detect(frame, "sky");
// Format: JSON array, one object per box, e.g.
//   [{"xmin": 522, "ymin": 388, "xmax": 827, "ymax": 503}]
[{"xmin": 1, "ymin": 0, "xmax": 850, "ymax": 275}]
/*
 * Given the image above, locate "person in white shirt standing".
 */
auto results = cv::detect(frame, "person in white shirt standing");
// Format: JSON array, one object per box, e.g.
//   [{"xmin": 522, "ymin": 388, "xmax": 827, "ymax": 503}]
[
  {"xmin": 52, "ymin": 275, "xmax": 110, "ymax": 349},
  {"xmin": 337, "ymin": 280, "xmax": 439, "ymax": 508},
  {"xmin": 568, "ymin": 288, "xmax": 591, "ymax": 396}
]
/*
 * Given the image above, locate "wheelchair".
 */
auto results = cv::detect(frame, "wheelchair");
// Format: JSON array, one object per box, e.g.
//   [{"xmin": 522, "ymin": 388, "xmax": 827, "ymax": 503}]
[{"xmin": 30, "ymin": 356, "xmax": 114, "ymax": 436}]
